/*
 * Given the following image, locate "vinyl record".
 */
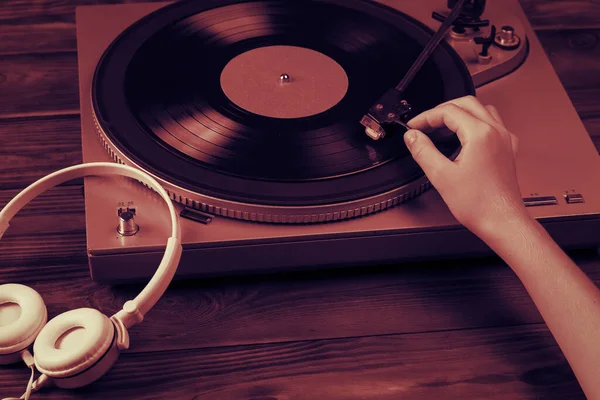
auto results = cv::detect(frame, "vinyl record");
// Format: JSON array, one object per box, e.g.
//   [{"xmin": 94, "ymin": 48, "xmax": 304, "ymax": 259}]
[{"xmin": 92, "ymin": 0, "xmax": 474, "ymax": 221}]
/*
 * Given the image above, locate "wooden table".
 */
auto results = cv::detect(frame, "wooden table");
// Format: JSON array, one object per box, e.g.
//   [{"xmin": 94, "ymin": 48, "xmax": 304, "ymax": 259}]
[{"xmin": 1, "ymin": 1, "xmax": 599, "ymax": 398}]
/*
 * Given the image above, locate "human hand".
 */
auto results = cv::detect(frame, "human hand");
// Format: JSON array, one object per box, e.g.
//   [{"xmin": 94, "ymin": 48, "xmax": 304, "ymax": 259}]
[{"xmin": 404, "ymin": 95, "xmax": 530, "ymax": 238}]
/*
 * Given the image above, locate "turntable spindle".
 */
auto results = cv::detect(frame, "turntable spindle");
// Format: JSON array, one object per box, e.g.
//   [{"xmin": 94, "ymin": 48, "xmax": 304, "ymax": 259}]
[{"xmin": 279, "ymin": 73, "xmax": 290, "ymax": 84}]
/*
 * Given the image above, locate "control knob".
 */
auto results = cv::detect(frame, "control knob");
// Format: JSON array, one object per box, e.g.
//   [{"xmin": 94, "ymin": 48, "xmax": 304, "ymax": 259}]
[
  {"xmin": 494, "ymin": 25, "xmax": 521, "ymax": 50},
  {"xmin": 117, "ymin": 211, "xmax": 139, "ymax": 236}
]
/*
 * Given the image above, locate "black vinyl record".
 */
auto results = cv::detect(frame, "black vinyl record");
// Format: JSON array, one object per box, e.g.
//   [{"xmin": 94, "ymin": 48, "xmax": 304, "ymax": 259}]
[{"xmin": 92, "ymin": 0, "xmax": 475, "ymax": 207}]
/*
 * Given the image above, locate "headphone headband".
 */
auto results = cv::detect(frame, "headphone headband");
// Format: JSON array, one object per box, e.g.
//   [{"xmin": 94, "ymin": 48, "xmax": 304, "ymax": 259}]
[{"xmin": 0, "ymin": 162, "xmax": 182, "ymax": 330}]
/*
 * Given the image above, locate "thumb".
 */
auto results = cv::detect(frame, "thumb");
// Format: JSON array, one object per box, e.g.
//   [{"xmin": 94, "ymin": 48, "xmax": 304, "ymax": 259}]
[{"xmin": 403, "ymin": 129, "xmax": 453, "ymax": 185}]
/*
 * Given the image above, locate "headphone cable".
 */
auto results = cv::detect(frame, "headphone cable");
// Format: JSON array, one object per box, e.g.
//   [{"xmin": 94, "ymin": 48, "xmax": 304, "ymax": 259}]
[{"xmin": 2, "ymin": 351, "xmax": 51, "ymax": 400}]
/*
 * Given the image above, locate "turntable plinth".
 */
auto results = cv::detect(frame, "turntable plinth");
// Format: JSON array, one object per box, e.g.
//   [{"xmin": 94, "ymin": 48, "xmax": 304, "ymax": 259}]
[{"xmin": 76, "ymin": 0, "xmax": 600, "ymax": 282}]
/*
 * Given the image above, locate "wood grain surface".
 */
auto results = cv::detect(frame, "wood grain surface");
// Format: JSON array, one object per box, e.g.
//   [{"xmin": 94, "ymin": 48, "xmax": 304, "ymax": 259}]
[
  {"xmin": 0, "ymin": 1, "xmax": 599, "ymax": 399},
  {"xmin": 0, "ymin": 325, "xmax": 586, "ymax": 399}
]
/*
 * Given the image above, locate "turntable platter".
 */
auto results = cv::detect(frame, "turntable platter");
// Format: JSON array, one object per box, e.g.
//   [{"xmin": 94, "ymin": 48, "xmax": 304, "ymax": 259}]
[{"xmin": 91, "ymin": 0, "xmax": 474, "ymax": 222}]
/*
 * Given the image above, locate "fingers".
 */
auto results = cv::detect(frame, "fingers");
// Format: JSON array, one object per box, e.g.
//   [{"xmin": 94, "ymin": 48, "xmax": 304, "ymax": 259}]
[
  {"xmin": 440, "ymin": 96, "xmax": 504, "ymax": 129},
  {"xmin": 409, "ymin": 95, "xmax": 505, "ymax": 131},
  {"xmin": 407, "ymin": 102, "xmax": 491, "ymax": 145},
  {"xmin": 485, "ymin": 104, "xmax": 504, "ymax": 126},
  {"xmin": 407, "ymin": 95, "xmax": 518, "ymax": 160},
  {"xmin": 484, "ymin": 104, "xmax": 518, "ymax": 155},
  {"xmin": 403, "ymin": 129, "xmax": 454, "ymax": 187},
  {"xmin": 509, "ymin": 132, "xmax": 519, "ymax": 156},
  {"xmin": 483, "ymin": 104, "xmax": 519, "ymax": 155}
]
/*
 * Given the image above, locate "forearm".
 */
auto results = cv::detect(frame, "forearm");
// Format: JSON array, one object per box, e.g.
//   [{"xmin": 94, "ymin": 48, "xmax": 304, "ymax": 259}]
[{"xmin": 478, "ymin": 216, "xmax": 600, "ymax": 399}]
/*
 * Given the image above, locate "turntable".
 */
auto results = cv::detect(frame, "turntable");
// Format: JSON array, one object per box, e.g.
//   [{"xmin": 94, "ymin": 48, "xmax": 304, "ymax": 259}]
[{"xmin": 75, "ymin": 0, "xmax": 600, "ymax": 282}]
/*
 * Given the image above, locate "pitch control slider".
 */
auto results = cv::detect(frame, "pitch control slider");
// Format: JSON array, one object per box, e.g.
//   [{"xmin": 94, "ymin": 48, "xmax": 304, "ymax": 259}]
[{"xmin": 361, "ymin": 0, "xmax": 467, "ymax": 140}]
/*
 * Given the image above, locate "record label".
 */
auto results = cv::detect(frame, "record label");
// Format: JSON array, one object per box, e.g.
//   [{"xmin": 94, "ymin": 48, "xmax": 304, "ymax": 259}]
[{"xmin": 220, "ymin": 45, "xmax": 349, "ymax": 119}]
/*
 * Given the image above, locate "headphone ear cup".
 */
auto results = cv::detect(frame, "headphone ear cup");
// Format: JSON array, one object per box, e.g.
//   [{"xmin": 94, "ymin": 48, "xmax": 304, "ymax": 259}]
[
  {"xmin": 33, "ymin": 308, "xmax": 119, "ymax": 389},
  {"xmin": 0, "ymin": 284, "xmax": 48, "ymax": 364}
]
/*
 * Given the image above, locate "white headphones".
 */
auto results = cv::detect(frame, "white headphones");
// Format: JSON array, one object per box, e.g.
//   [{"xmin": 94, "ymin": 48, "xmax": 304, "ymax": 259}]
[{"xmin": 0, "ymin": 163, "xmax": 182, "ymax": 399}]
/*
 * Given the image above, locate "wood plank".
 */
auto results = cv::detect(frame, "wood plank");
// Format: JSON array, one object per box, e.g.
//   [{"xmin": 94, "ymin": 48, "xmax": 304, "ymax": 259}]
[
  {"xmin": 0, "ymin": 0, "xmax": 167, "ymax": 56},
  {"xmin": 0, "ymin": 186, "xmax": 87, "ymax": 266},
  {"xmin": 567, "ymin": 87, "xmax": 600, "ymax": 121},
  {"xmin": 520, "ymin": 0, "xmax": 600, "ymax": 30},
  {"xmin": 0, "ymin": 0, "xmax": 166, "ymax": 25},
  {"xmin": 1, "ymin": 0, "xmax": 598, "ymax": 29},
  {"xmin": 536, "ymin": 29, "xmax": 600, "ymax": 91},
  {"xmin": 0, "ymin": 52, "xmax": 79, "ymax": 118},
  {"xmin": 0, "ymin": 115, "xmax": 82, "ymax": 190},
  {"xmin": 584, "ymin": 118, "xmax": 600, "ymax": 148},
  {"xmin": 0, "ymin": 324, "xmax": 585, "ymax": 399},
  {"xmin": 0, "ymin": 23, "xmax": 76, "ymax": 56}
]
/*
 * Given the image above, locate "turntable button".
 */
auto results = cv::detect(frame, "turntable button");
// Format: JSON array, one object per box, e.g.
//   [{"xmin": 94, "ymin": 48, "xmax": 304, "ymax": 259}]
[
  {"xmin": 565, "ymin": 193, "xmax": 585, "ymax": 204},
  {"xmin": 522, "ymin": 196, "xmax": 558, "ymax": 207}
]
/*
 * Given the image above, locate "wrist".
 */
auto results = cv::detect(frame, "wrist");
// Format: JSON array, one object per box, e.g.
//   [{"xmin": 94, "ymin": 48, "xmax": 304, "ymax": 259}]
[
  {"xmin": 472, "ymin": 211, "xmax": 568, "ymax": 278},
  {"xmin": 469, "ymin": 207, "xmax": 538, "ymax": 248}
]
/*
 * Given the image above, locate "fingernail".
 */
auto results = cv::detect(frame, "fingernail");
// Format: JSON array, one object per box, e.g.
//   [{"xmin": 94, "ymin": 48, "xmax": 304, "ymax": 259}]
[{"xmin": 404, "ymin": 130, "xmax": 417, "ymax": 147}]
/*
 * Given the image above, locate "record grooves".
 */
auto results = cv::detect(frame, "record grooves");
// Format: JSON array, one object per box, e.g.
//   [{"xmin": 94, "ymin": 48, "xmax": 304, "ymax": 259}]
[{"xmin": 92, "ymin": 0, "xmax": 475, "ymax": 222}]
